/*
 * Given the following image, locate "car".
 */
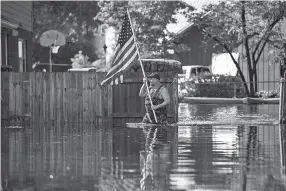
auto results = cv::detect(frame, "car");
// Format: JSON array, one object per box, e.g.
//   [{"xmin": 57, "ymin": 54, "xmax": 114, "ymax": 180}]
[
  {"xmin": 183, "ymin": 65, "xmax": 211, "ymax": 79},
  {"xmin": 179, "ymin": 65, "xmax": 211, "ymax": 83}
]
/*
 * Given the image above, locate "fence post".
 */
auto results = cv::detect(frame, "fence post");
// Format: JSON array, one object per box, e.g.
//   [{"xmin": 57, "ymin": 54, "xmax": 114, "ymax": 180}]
[{"xmin": 279, "ymin": 72, "xmax": 286, "ymax": 124}]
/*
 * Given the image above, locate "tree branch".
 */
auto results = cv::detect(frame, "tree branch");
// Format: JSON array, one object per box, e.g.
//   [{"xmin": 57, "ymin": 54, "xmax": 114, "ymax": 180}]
[
  {"xmin": 202, "ymin": 30, "xmax": 250, "ymax": 95},
  {"xmin": 254, "ymin": 34, "xmax": 270, "ymax": 66},
  {"xmin": 241, "ymin": 1, "xmax": 252, "ymax": 65},
  {"xmin": 265, "ymin": 39, "xmax": 285, "ymax": 50},
  {"xmin": 252, "ymin": 9, "xmax": 284, "ymax": 59}
]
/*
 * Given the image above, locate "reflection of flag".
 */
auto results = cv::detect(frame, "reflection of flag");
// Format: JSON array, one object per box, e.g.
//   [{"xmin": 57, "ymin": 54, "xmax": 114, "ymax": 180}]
[{"xmin": 101, "ymin": 12, "xmax": 139, "ymax": 86}]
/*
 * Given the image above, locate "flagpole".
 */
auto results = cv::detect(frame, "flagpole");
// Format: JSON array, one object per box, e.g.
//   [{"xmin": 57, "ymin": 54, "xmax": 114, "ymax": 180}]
[{"xmin": 126, "ymin": 9, "xmax": 158, "ymax": 123}]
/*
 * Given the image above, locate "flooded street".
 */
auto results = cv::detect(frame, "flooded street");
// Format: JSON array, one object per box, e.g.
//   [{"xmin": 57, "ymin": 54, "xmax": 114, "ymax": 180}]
[
  {"xmin": 178, "ymin": 103, "xmax": 279, "ymax": 125},
  {"xmin": 2, "ymin": 104, "xmax": 286, "ymax": 191}
]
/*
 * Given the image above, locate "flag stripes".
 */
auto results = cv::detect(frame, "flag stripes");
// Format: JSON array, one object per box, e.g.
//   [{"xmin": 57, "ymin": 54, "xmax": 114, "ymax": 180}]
[{"xmin": 101, "ymin": 12, "xmax": 139, "ymax": 86}]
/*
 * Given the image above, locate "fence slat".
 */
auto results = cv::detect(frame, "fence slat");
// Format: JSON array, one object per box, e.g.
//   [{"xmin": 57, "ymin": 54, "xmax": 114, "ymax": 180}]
[
  {"xmin": 87, "ymin": 73, "xmax": 92, "ymax": 123},
  {"xmin": 78, "ymin": 72, "xmax": 83, "ymax": 124},
  {"xmin": 82, "ymin": 73, "xmax": 88, "ymax": 123},
  {"xmin": 9, "ymin": 72, "xmax": 15, "ymax": 117},
  {"xmin": 96, "ymin": 74, "xmax": 102, "ymax": 118},
  {"xmin": 70, "ymin": 72, "xmax": 75, "ymax": 123},
  {"xmin": 76, "ymin": 73, "xmax": 80, "ymax": 123},
  {"xmin": 91, "ymin": 73, "xmax": 96, "ymax": 123},
  {"xmin": 42, "ymin": 73, "xmax": 47, "ymax": 124},
  {"xmin": 66, "ymin": 73, "xmax": 71, "ymax": 123},
  {"xmin": 35, "ymin": 73, "xmax": 41, "ymax": 128},
  {"xmin": 14, "ymin": 73, "xmax": 19, "ymax": 116},
  {"xmin": 63, "ymin": 73, "xmax": 67, "ymax": 124},
  {"xmin": 50, "ymin": 73, "xmax": 55, "ymax": 123},
  {"xmin": 17, "ymin": 73, "xmax": 23, "ymax": 117},
  {"xmin": 22, "ymin": 73, "xmax": 30, "ymax": 117},
  {"xmin": 30, "ymin": 73, "xmax": 35, "ymax": 126},
  {"xmin": 56, "ymin": 72, "xmax": 62, "ymax": 138}
]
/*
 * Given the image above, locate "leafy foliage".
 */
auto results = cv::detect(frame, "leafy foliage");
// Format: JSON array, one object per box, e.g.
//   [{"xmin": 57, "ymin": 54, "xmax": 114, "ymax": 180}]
[
  {"xmin": 33, "ymin": 1, "xmax": 106, "ymax": 67},
  {"xmin": 95, "ymin": 1, "xmax": 188, "ymax": 58},
  {"xmin": 183, "ymin": 1, "xmax": 286, "ymax": 96},
  {"xmin": 33, "ymin": 1, "xmax": 102, "ymax": 42},
  {"xmin": 255, "ymin": 90, "xmax": 279, "ymax": 98},
  {"xmin": 33, "ymin": 1, "xmax": 189, "ymax": 68},
  {"xmin": 70, "ymin": 51, "xmax": 91, "ymax": 68}
]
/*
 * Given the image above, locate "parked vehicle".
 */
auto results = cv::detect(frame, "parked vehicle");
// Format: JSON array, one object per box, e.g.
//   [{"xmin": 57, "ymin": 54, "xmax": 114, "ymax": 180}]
[{"xmin": 179, "ymin": 65, "xmax": 211, "ymax": 82}]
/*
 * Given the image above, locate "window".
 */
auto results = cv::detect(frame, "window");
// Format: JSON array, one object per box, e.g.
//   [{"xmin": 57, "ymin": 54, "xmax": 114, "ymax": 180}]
[
  {"xmin": 201, "ymin": 68, "xmax": 210, "ymax": 73},
  {"xmin": 1, "ymin": 33, "xmax": 8, "ymax": 66},
  {"xmin": 18, "ymin": 38, "xmax": 27, "ymax": 72},
  {"xmin": 191, "ymin": 68, "xmax": 196, "ymax": 75}
]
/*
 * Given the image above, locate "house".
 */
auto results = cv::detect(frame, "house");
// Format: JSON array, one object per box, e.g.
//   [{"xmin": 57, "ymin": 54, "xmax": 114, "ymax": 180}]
[
  {"xmin": 173, "ymin": 23, "xmax": 216, "ymax": 67},
  {"xmin": 172, "ymin": 21, "xmax": 281, "ymax": 92},
  {"xmin": 1, "ymin": 1, "xmax": 33, "ymax": 72}
]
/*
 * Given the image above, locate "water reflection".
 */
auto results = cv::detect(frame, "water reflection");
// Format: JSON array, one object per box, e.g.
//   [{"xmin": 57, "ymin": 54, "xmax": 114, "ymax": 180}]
[
  {"xmin": 179, "ymin": 103, "xmax": 279, "ymax": 125},
  {"xmin": 1, "ymin": 123, "xmax": 286, "ymax": 191},
  {"xmin": 139, "ymin": 126, "xmax": 178, "ymax": 191},
  {"xmin": 2, "ymin": 124, "xmax": 106, "ymax": 191}
]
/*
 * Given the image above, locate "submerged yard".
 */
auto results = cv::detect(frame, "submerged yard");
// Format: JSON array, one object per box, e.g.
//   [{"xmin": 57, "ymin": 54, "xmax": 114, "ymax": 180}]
[
  {"xmin": 2, "ymin": 0, "xmax": 286, "ymax": 190},
  {"xmin": 2, "ymin": 103, "xmax": 285, "ymax": 191}
]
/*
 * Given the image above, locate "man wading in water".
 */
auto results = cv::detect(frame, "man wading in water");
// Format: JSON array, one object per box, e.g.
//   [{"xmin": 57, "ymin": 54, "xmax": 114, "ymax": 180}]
[{"xmin": 139, "ymin": 72, "xmax": 170, "ymax": 124}]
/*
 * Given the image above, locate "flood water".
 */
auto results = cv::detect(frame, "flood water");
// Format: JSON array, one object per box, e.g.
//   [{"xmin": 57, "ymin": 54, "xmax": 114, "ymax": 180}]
[
  {"xmin": 2, "ymin": 104, "xmax": 286, "ymax": 191},
  {"xmin": 179, "ymin": 103, "xmax": 279, "ymax": 125}
]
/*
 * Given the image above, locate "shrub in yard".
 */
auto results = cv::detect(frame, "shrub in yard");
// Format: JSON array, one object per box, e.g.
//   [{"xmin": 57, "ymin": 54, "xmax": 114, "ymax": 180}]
[
  {"xmin": 255, "ymin": 90, "xmax": 279, "ymax": 98},
  {"xmin": 71, "ymin": 51, "xmax": 92, "ymax": 68},
  {"xmin": 183, "ymin": 74, "xmax": 247, "ymax": 98}
]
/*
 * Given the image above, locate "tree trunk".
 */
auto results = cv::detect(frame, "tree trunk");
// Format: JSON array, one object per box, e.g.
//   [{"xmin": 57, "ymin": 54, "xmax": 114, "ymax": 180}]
[
  {"xmin": 253, "ymin": 67, "xmax": 258, "ymax": 93},
  {"xmin": 249, "ymin": 72, "xmax": 255, "ymax": 96},
  {"xmin": 241, "ymin": 77, "xmax": 250, "ymax": 97},
  {"xmin": 242, "ymin": 1, "xmax": 254, "ymax": 97}
]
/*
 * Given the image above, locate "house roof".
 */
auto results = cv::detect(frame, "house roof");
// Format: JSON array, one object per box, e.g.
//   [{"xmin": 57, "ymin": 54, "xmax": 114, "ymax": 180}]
[
  {"xmin": 183, "ymin": 0, "xmax": 216, "ymax": 11},
  {"xmin": 171, "ymin": 11, "xmax": 211, "ymax": 42},
  {"xmin": 172, "ymin": 0, "xmax": 219, "ymax": 39},
  {"xmin": 1, "ymin": 16, "xmax": 19, "ymax": 29}
]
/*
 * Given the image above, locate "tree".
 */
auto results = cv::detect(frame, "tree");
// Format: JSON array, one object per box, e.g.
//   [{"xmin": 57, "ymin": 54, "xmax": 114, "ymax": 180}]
[
  {"xmin": 183, "ymin": 1, "xmax": 286, "ymax": 96},
  {"xmin": 33, "ymin": 1, "xmax": 102, "ymax": 42},
  {"xmin": 95, "ymin": 1, "xmax": 188, "ymax": 58},
  {"xmin": 33, "ymin": 1, "xmax": 103, "ymax": 65}
]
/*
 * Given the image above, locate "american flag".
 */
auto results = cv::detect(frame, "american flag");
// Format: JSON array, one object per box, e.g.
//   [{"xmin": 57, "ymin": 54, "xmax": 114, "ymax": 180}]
[{"xmin": 101, "ymin": 12, "xmax": 139, "ymax": 86}]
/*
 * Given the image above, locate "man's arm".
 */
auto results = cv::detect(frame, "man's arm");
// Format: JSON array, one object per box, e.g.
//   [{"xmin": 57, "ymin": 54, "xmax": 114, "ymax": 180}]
[{"xmin": 139, "ymin": 77, "xmax": 148, "ymax": 97}]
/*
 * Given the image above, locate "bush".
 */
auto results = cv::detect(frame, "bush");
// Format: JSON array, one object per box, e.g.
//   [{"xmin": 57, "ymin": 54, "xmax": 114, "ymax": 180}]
[
  {"xmin": 71, "ymin": 51, "xmax": 92, "ymax": 68},
  {"xmin": 180, "ymin": 74, "xmax": 247, "ymax": 98},
  {"xmin": 255, "ymin": 90, "xmax": 279, "ymax": 98}
]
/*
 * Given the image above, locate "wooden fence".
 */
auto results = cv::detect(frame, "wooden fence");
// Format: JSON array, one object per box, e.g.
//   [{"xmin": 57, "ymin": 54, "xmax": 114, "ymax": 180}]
[
  {"xmin": 1, "ymin": 72, "xmax": 110, "ymax": 126},
  {"xmin": 1, "ymin": 71, "xmax": 179, "ymax": 127}
]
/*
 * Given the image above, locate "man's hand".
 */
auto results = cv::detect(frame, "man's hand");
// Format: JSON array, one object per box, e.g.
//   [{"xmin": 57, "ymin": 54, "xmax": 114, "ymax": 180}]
[
  {"xmin": 143, "ymin": 77, "xmax": 148, "ymax": 84},
  {"xmin": 139, "ymin": 77, "xmax": 149, "ymax": 97},
  {"xmin": 151, "ymin": 105, "xmax": 159, "ymax": 110}
]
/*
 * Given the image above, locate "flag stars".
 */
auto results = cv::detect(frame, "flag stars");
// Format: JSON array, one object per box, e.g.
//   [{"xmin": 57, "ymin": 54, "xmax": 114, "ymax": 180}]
[{"xmin": 116, "ymin": 14, "xmax": 133, "ymax": 47}]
